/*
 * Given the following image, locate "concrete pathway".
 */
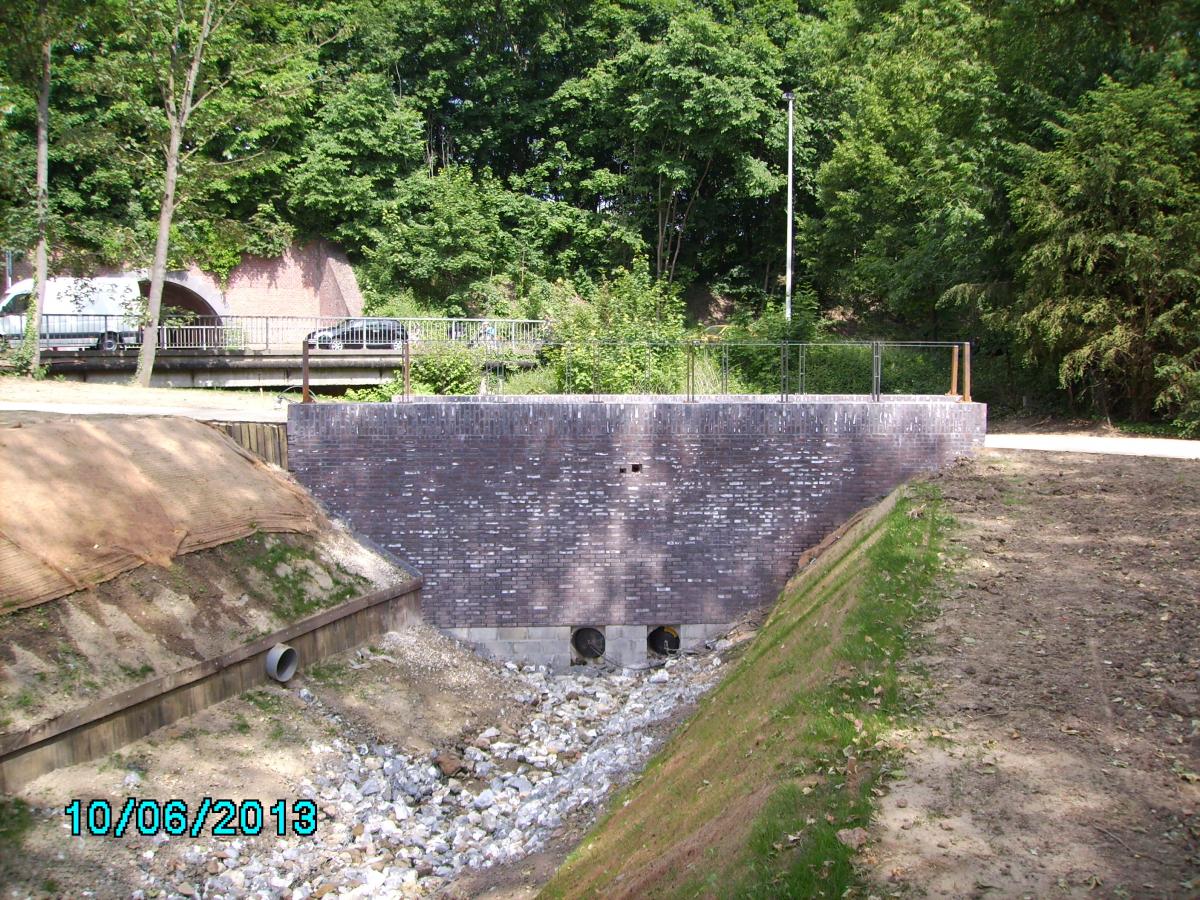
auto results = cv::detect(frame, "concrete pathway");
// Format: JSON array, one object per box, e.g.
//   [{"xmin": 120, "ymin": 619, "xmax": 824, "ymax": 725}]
[
  {"xmin": 0, "ymin": 378, "xmax": 292, "ymax": 423},
  {"xmin": 0, "ymin": 400, "xmax": 287, "ymax": 423},
  {"xmin": 985, "ymin": 432, "xmax": 1200, "ymax": 459}
]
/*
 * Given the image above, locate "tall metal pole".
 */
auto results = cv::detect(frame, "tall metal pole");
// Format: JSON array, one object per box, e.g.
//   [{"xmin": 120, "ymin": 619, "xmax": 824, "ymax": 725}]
[{"xmin": 783, "ymin": 91, "xmax": 795, "ymax": 324}]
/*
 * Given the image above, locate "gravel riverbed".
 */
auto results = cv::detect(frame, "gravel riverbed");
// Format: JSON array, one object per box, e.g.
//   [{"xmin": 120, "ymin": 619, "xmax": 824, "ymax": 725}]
[{"xmin": 136, "ymin": 636, "xmax": 729, "ymax": 899}]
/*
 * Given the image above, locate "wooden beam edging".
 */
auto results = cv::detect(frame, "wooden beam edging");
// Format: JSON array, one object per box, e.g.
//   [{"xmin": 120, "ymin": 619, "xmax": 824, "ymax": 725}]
[{"xmin": 0, "ymin": 577, "xmax": 422, "ymax": 794}]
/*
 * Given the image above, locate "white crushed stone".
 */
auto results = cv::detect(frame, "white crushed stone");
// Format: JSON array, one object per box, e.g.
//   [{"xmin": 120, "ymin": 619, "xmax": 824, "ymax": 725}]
[
  {"xmin": 136, "ymin": 634, "xmax": 727, "ymax": 899},
  {"xmin": 313, "ymin": 522, "xmax": 413, "ymax": 591}
]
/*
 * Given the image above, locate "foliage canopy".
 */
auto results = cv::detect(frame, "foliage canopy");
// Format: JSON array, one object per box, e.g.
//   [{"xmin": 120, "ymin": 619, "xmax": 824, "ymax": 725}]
[{"xmin": 1, "ymin": 0, "xmax": 1197, "ymax": 423}]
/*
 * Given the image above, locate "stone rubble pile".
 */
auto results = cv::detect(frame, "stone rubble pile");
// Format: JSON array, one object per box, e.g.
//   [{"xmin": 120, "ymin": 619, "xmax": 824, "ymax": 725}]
[{"xmin": 142, "ymin": 647, "xmax": 727, "ymax": 899}]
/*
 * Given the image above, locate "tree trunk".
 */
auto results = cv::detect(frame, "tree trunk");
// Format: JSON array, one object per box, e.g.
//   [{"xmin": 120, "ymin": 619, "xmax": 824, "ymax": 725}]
[
  {"xmin": 23, "ymin": 30, "xmax": 52, "ymax": 373},
  {"xmin": 666, "ymin": 158, "xmax": 712, "ymax": 285},
  {"xmin": 655, "ymin": 176, "xmax": 666, "ymax": 280},
  {"xmin": 134, "ymin": 121, "xmax": 182, "ymax": 387}
]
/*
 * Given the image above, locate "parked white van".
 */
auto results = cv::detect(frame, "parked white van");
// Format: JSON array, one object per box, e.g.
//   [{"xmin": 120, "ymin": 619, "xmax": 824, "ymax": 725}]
[{"xmin": 0, "ymin": 277, "xmax": 143, "ymax": 351}]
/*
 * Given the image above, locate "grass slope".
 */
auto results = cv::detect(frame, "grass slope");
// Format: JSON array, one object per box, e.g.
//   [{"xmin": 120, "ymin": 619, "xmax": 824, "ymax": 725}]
[{"xmin": 542, "ymin": 484, "xmax": 949, "ymax": 899}]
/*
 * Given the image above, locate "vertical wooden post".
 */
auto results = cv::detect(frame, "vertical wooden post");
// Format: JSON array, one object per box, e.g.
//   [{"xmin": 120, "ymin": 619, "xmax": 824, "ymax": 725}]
[
  {"xmin": 780, "ymin": 342, "xmax": 788, "ymax": 402},
  {"xmin": 402, "ymin": 339, "xmax": 411, "ymax": 401},
  {"xmin": 963, "ymin": 341, "xmax": 972, "ymax": 403},
  {"xmin": 301, "ymin": 338, "xmax": 311, "ymax": 403},
  {"xmin": 871, "ymin": 341, "xmax": 882, "ymax": 401},
  {"xmin": 687, "ymin": 342, "xmax": 696, "ymax": 401},
  {"xmin": 949, "ymin": 344, "xmax": 959, "ymax": 396}
]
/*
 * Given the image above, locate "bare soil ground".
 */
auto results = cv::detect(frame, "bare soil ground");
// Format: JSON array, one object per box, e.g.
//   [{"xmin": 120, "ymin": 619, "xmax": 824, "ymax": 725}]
[
  {"xmin": 6, "ymin": 685, "xmax": 334, "ymax": 898},
  {"xmin": 0, "ymin": 525, "xmax": 399, "ymax": 735},
  {"xmin": 2, "ymin": 620, "xmax": 528, "ymax": 898},
  {"xmin": 988, "ymin": 415, "xmax": 1133, "ymax": 435},
  {"xmin": 870, "ymin": 449, "xmax": 1200, "ymax": 898},
  {"xmin": 300, "ymin": 626, "xmax": 526, "ymax": 758}
]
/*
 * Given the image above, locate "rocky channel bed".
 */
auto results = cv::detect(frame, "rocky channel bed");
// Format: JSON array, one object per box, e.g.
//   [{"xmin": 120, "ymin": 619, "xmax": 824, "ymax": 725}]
[{"xmin": 134, "ymin": 637, "xmax": 729, "ymax": 899}]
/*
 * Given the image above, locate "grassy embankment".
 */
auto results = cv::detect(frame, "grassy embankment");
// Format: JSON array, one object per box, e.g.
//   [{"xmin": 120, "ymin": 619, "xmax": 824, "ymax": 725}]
[
  {"xmin": 0, "ymin": 795, "xmax": 32, "ymax": 884},
  {"xmin": 542, "ymin": 483, "xmax": 951, "ymax": 899}
]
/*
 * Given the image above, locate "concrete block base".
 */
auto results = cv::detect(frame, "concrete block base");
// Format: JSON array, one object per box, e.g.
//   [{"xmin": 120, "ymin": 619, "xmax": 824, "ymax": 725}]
[
  {"xmin": 603, "ymin": 625, "xmax": 646, "ymax": 668},
  {"xmin": 443, "ymin": 622, "xmax": 734, "ymax": 670},
  {"xmin": 679, "ymin": 623, "xmax": 730, "ymax": 647}
]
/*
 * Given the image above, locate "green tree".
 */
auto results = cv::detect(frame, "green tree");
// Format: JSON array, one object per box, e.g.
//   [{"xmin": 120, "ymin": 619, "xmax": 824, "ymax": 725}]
[
  {"xmin": 360, "ymin": 161, "xmax": 641, "ymax": 315},
  {"xmin": 555, "ymin": 8, "xmax": 783, "ymax": 283},
  {"xmin": 550, "ymin": 265, "xmax": 686, "ymax": 393},
  {"xmin": 96, "ymin": 0, "xmax": 325, "ymax": 385},
  {"xmin": 0, "ymin": 0, "xmax": 98, "ymax": 372},
  {"xmin": 287, "ymin": 71, "xmax": 424, "ymax": 254},
  {"xmin": 1011, "ymin": 76, "xmax": 1200, "ymax": 424},
  {"xmin": 364, "ymin": 166, "xmax": 515, "ymax": 314},
  {"xmin": 346, "ymin": 0, "xmax": 636, "ymax": 179},
  {"xmin": 804, "ymin": 0, "xmax": 1001, "ymax": 332}
]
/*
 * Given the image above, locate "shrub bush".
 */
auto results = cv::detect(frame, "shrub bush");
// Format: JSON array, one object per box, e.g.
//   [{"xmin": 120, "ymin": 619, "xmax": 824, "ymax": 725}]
[{"xmin": 411, "ymin": 344, "xmax": 481, "ymax": 395}]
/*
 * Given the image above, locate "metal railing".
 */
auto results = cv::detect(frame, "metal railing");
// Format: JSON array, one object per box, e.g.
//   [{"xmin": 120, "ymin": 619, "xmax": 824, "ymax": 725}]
[
  {"xmin": 543, "ymin": 339, "xmax": 972, "ymax": 401},
  {"xmin": 0, "ymin": 316, "xmax": 972, "ymax": 401},
  {"xmin": 300, "ymin": 338, "xmax": 974, "ymax": 403},
  {"xmin": 0, "ymin": 314, "xmax": 553, "ymax": 354}
]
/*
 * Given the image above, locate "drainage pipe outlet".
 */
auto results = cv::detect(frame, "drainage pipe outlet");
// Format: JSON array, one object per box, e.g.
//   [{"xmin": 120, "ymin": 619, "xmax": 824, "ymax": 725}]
[
  {"xmin": 265, "ymin": 643, "xmax": 299, "ymax": 682},
  {"xmin": 571, "ymin": 627, "xmax": 606, "ymax": 660},
  {"xmin": 647, "ymin": 626, "xmax": 681, "ymax": 656}
]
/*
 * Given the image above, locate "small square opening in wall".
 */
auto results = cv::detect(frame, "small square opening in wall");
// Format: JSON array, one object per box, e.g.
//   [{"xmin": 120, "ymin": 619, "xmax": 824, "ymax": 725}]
[
  {"xmin": 631, "ymin": 464, "xmax": 642, "ymax": 473},
  {"xmin": 619, "ymin": 466, "xmax": 627, "ymax": 474}
]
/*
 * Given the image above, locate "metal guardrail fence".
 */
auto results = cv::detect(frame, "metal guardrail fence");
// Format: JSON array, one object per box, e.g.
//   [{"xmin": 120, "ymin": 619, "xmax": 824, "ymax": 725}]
[
  {"xmin": 548, "ymin": 339, "xmax": 971, "ymax": 402},
  {"xmin": 0, "ymin": 314, "xmax": 553, "ymax": 354},
  {"xmin": 0, "ymin": 315, "xmax": 972, "ymax": 401},
  {"xmin": 300, "ymin": 339, "xmax": 973, "ymax": 403}
]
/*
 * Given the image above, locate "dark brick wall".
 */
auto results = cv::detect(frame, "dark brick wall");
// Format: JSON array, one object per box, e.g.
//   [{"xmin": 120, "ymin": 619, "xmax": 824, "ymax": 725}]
[{"xmin": 287, "ymin": 398, "xmax": 985, "ymax": 629}]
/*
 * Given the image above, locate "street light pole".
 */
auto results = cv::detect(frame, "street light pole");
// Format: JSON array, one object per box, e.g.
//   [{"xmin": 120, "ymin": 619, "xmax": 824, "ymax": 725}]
[{"xmin": 783, "ymin": 90, "xmax": 795, "ymax": 324}]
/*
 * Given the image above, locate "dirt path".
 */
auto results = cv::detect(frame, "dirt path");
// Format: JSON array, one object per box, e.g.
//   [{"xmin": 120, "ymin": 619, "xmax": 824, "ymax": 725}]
[
  {"xmin": 985, "ymin": 434, "xmax": 1200, "ymax": 459},
  {"xmin": 0, "ymin": 377, "xmax": 291, "ymax": 422},
  {"xmin": 870, "ymin": 449, "xmax": 1200, "ymax": 897}
]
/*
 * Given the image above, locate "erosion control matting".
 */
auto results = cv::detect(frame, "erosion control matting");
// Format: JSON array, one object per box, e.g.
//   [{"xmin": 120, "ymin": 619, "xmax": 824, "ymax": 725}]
[{"xmin": 0, "ymin": 416, "xmax": 320, "ymax": 613}]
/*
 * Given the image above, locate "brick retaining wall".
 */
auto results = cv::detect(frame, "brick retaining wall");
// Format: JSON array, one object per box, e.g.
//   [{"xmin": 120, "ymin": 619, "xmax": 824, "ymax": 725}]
[{"xmin": 287, "ymin": 397, "xmax": 985, "ymax": 650}]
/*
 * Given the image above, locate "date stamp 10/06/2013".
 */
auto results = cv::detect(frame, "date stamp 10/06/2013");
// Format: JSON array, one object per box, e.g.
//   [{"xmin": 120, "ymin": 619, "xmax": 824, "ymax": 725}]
[{"xmin": 64, "ymin": 798, "xmax": 318, "ymax": 839}]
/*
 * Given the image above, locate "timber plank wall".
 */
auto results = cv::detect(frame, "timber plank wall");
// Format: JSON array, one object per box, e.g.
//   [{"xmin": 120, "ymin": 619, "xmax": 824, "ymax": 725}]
[{"xmin": 212, "ymin": 421, "xmax": 289, "ymax": 468}]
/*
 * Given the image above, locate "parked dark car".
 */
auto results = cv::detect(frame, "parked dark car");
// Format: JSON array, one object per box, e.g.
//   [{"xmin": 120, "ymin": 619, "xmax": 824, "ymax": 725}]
[{"xmin": 305, "ymin": 318, "xmax": 409, "ymax": 351}]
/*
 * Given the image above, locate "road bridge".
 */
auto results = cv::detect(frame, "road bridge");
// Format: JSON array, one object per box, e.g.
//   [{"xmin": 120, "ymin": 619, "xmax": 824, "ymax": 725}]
[
  {"xmin": 13, "ymin": 315, "xmax": 549, "ymax": 388},
  {"xmin": 42, "ymin": 349, "xmax": 429, "ymax": 389}
]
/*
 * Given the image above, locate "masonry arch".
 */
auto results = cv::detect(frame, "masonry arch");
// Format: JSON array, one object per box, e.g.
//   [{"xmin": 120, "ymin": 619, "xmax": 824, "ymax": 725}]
[{"xmin": 138, "ymin": 272, "xmax": 229, "ymax": 319}]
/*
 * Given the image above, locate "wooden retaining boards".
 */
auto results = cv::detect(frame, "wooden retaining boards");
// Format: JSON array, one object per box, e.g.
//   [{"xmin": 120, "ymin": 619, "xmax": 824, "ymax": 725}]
[
  {"xmin": 212, "ymin": 421, "xmax": 289, "ymax": 469},
  {"xmin": 0, "ymin": 578, "xmax": 422, "ymax": 794}
]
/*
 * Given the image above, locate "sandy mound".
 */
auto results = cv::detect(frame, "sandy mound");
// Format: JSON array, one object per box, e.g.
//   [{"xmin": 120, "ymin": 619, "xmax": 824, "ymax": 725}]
[{"xmin": 0, "ymin": 416, "xmax": 321, "ymax": 613}]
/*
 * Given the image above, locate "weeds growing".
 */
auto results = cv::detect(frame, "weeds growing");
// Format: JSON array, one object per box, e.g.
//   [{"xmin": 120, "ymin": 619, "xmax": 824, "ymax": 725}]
[{"xmin": 543, "ymin": 484, "xmax": 951, "ymax": 898}]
